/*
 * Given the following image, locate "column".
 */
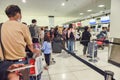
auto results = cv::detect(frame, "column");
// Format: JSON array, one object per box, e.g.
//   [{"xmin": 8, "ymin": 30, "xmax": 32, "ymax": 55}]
[
  {"xmin": 48, "ymin": 16, "xmax": 54, "ymax": 30},
  {"xmin": 110, "ymin": 0, "xmax": 120, "ymax": 38}
]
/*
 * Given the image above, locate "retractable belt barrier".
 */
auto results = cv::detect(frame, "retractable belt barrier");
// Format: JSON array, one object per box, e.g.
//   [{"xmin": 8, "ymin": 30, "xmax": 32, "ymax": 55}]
[
  {"xmin": 95, "ymin": 39, "xmax": 120, "ymax": 45},
  {"xmin": 80, "ymin": 39, "xmax": 120, "ymax": 46},
  {"xmin": 61, "ymin": 40, "xmax": 116, "ymax": 80}
]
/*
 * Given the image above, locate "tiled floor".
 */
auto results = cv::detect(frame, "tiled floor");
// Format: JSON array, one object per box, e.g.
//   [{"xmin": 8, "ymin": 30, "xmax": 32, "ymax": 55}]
[{"xmin": 41, "ymin": 41, "xmax": 120, "ymax": 80}]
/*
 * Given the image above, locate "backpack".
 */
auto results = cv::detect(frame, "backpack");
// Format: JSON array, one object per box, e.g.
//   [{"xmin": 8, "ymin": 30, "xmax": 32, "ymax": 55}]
[
  {"xmin": 69, "ymin": 32, "xmax": 75, "ymax": 40},
  {"xmin": 29, "ymin": 25, "xmax": 35, "ymax": 38},
  {"xmin": 66, "ymin": 31, "xmax": 69, "ymax": 40}
]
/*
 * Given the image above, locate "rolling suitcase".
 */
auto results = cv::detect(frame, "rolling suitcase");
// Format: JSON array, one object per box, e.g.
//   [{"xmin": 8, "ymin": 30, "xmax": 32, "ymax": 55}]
[{"xmin": 52, "ymin": 41, "xmax": 62, "ymax": 53}]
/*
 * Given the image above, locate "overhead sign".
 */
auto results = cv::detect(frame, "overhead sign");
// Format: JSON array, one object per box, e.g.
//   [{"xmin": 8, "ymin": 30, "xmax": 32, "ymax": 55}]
[
  {"xmin": 89, "ymin": 19, "xmax": 96, "ymax": 25},
  {"xmin": 101, "ymin": 16, "xmax": 110, "ymax": 23}
]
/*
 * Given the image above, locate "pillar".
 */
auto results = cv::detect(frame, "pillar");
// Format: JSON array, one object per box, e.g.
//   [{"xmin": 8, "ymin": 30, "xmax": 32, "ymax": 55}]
[
  {"xmin": 110, "ymin": 0, "xmax": 120, "ymax": 38},
  {"xmin": 48, "ymin": 16, "xmax": 54, "ymax": 30}
]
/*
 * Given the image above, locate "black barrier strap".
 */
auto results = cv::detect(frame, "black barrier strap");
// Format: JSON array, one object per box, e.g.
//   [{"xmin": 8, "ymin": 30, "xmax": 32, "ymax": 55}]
[
  {"xmin": 108, "ymin": 60, "xmax": 120, "ymax": 67},
  {"xmin": 80, "ymin": 39, "xmax": 120, "ymax": 45},
  {"xmin": 63, "ymin": 48, "xmax": 116, "ymax": 80},
  {"xmin": 63, "ymin": 48, "xmax": 105, "ymax": 76}
]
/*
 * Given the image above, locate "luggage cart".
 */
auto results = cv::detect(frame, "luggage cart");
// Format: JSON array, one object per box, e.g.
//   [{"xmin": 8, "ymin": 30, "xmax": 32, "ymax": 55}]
[
  {"xmin": 88, "ymin": 40, "xmax": 98, "ymax": 63},
  {"xmin": 29, "ymin": 56, "xmax": 43, "ymax": 80}
]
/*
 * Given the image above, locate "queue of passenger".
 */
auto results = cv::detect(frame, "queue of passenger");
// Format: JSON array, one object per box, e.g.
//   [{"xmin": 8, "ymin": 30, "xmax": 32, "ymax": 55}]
[{"xmin": 0, "ymin": 4, "xmax": 109, "ymax": 80}]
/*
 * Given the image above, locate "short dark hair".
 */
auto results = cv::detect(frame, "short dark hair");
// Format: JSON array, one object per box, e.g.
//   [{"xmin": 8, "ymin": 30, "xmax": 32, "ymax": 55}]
[
  {"xmin": 41, "ymin": 27, "xmax": 44, "ymax": 30},
  {"xmin": 54, "ymin": 27, "xmax": 58, "ymax": 32},
  {"xmin": 102, "ymin": 27, "xmax": 105, "ymax": 30},
  {"xmin": 5, "ymin": 5, "xmax": 21, "ymax": 17},
  {"xmin": 84, "ymin": 26, "xmax": 89, "ymax": 31},
  {"xmin": 32, "ymin": 19, "xmax": 37, "ymax": 23},
  {"xmin": 68, "ymin": 24, "xmax": 73, "ymax": 30}
]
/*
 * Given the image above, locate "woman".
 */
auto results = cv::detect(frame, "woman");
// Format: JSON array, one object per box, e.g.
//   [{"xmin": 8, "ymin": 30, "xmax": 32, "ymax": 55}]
[
  {"xmin": 81, "ymin": 26, "xmax": 91, "ymax": 56},
  {"xmin": 67, "ymin": 24, "xmax": 75, "ymax": 52}
]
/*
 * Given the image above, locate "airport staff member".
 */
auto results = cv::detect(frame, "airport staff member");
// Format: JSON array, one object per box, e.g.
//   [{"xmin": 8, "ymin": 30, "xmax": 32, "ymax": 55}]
[{"xmin": 0, "ymin": 5, "xmax": 40, "ymax": 79}]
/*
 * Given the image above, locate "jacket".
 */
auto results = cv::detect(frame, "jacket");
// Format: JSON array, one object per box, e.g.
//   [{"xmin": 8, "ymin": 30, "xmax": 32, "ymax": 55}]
[{"xmin": 81, "ymin": 31, "xmax": 91, "ymax": 46}]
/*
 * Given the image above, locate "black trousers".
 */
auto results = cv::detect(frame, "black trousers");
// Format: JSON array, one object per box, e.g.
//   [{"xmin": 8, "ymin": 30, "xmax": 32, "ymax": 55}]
[
  {"xmin": 44, "ymin": 54, "xmax": 50, "ymax": 66},
  {"xmin": 83, "ymin": 45, "xmax": 87, "ymax": 55}
]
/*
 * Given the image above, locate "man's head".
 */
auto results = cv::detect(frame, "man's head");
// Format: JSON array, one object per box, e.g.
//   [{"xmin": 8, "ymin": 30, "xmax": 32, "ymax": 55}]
[
  {"xmin": 32, "ymin": 19, "xmax": 37, "ymax": 25},
  {"xmin": 84, "ymin": 26, "xmax": 89, "ymax": 31},
  {"xmin": 5, "ymin": 5, "xmax": 21, "ymax": 21}
]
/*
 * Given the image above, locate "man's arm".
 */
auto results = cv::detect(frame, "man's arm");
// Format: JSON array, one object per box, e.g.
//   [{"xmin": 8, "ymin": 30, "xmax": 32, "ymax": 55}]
[{"xmin": 27, "ymin": 44, "xmax": 40, "ymax": 54}]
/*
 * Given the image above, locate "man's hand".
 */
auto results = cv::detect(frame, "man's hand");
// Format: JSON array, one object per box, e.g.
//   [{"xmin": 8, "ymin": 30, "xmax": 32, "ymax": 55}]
[
  {"xmin": 28, "ymin": 44, "xmax": 41, "ymax": 56},
  {"xmin": 8, "ymin": 64, "xmax": 25, "ymax": 70},
  {"xmin": 8, "ymin": 64, "xmax": 25, "ymax": 74},
  {"xmin": 33, "ymin": 49, "xmax": 41, "ymax": 56}
]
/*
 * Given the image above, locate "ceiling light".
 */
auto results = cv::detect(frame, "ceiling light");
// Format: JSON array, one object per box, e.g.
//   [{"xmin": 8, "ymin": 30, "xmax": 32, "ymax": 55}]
[
  {"xmin": 61, "ymin": 3, "xmax": 65, "ymax": 6},
  {"xmin": 98, "ymin": 5, "xmax": 105, "ymax": 8},
  {"xmin": 22, "ymin": 0, "xmax": 26, "ymax": 3},
  {"xmin": 80, "ymin": 13, "xmax": 84, "ymax": 15},
  {"xmin": 87, "ymin": 9, "xmax": 92, "ymax": 12}
]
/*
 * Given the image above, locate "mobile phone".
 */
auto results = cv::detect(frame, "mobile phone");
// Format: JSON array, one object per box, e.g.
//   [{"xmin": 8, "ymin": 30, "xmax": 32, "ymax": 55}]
[{"xmin": 8, "ymin": 64, "xmax": 34, "ymax": 72}]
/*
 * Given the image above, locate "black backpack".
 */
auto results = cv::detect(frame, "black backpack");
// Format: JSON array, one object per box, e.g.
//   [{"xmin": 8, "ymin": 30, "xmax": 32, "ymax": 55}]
[
  {"xmin": 29, "ymin": 25, "xmax": 35, "ymax": 38},
  {"xmin": 69, "ymin": 32, "xmax": 75, "ymax": 40},
  {"xmin": 66, "ymin": 31, "xmax": 69, "ymax": 40}
]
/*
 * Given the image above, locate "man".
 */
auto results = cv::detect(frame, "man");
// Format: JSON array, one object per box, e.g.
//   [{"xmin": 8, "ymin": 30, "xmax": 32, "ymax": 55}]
[
  {"xmin": 0, "ymin": 5, "xmax": 39, "ymax": 79},
  {"xmin": 97, "ymin": 27, "xmax": 107, "ymax": 39},
  {"xmin": 81, "ymin": 26, "xmax": 91, "ymax": 56},
  {"xmin": 29, "ymin": 19, "xmax": 39, "ymax": 43}
]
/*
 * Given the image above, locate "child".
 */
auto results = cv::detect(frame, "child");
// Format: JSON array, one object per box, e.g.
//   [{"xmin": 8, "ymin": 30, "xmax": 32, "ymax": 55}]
[{"xmin": 42, "ymin": 34, "xmax": 52, "ymax": 69}]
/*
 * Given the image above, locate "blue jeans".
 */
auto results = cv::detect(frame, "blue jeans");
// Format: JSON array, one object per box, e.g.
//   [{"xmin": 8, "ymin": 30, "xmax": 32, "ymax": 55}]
[{"xmin": 68, "ymin": 40, "xmax": 74, "ymax": 52}]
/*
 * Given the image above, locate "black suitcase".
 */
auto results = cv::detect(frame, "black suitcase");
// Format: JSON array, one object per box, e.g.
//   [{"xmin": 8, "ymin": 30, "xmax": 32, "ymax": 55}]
[{"xmin": 52, "ymin": 41, "xmax": 62, "ymax": 53}]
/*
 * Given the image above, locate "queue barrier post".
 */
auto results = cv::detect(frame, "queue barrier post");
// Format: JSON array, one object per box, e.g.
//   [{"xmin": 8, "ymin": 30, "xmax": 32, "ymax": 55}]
[{"xmin": 105, "ymin": 70, "xmax": 115, "ymax": 80}]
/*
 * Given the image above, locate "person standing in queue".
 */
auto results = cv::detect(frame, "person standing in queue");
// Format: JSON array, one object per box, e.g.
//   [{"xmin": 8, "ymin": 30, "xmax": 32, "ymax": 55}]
[
  {"xmin": 39, "ymin": 27, "xmax": 44, "ymax": 46},
  {"xmin": 0, "ymin": 5, "xmax": 40, "ymax": 80},
  {"xmin": 67, "ymin": 24, "xmax": 75, "ymax": 53},
  {"xmin": 62, "ymin": 28, "xmax": 67, "ymax": 48},
  {"xmin": 81, "ymin": 26, "xmax": 91, "ymax": 56},
  {"xmin": 50, "ymin": 28, "xmax": 54, "ymax": 41},
  {"xmin": 29, "ymin": 19, "xmax": 39, "ymax": 43}
]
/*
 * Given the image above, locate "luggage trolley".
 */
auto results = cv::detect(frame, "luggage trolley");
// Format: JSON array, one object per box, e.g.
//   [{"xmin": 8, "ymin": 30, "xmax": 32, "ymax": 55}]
[
  {"xmin": 29, "ymin": 56, "xmax": 43, "ymax": 80},
  {"xmin": 88, "ymin": 40, "xmax": 98, "ymax": 62}
]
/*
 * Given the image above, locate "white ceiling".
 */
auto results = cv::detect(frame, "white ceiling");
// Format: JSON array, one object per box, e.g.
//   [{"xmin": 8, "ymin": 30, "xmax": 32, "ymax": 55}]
[{"xmin": 0, "ymin": 0, "xmax": 111, "ymax": 17}]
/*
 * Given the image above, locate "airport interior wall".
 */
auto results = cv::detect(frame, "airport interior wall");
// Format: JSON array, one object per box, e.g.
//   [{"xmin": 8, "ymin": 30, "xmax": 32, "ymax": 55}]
[
  {"xmin": 110, "ymin": 0, "xmax": 120, "ymax": 38},
  {"xmin": 0, "ymin": 14, "xmax": 77, "ymax": 26}
]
